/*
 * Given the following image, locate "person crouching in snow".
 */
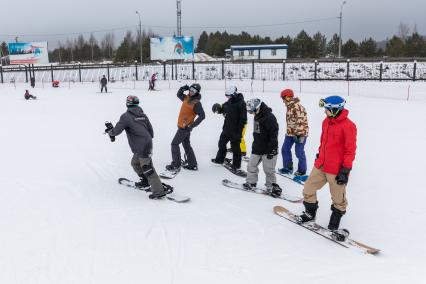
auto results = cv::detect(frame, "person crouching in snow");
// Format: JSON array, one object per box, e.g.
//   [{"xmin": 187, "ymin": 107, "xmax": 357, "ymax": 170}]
[
  {"xmin": 243, "ymin": 98, "xmax": 282, "ymax": 197},
  {"xmin": 105, "ymin": 95, "xmax": 170, "ymax": 200},
  {"xmin": 298, "ymin": 96, "xmax": 357, "ymax": 233},
  {"xmin": 278, "ymin": 88, "xmax": 309, "ymax": 177},
  {"xmin": 24, "ymin": 90, "xmax": 37, "ymax": 100}
]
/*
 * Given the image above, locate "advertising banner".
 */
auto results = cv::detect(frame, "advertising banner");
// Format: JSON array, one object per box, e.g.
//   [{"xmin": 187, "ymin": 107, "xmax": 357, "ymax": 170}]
[
  {"xmin": 150, "ymin": 36, "xmax": 194, "ymax": 60},
  {"xmin": 8, "ymin": 42, "xmax": 49, "ymax": 65}
]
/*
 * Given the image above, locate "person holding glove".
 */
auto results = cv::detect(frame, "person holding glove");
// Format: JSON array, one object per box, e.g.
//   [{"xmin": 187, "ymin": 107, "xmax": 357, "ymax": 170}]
[
  {"xmin": 243, "ymin": 98, "xmax": 282, "ymax": 198},
  {"xmin": 166, "ymin": 83, "xmax": 205, "ymax": 172},
  {"xmin": 278, "ymin": 89, "xmax": 309, "ymax": 177},
  {"xmin": 298, "ymin": 96, "xmax": 357, "ymax": 232}
]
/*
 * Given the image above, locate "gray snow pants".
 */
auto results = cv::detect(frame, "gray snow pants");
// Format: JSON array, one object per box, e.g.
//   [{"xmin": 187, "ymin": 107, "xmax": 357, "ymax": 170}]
[
  {"xmin": 171, "ymin": 128, "xmax": 197, "ymax": 167},
  {"xmin": 131, "ymin": 154, "xmax": 164, "ymax": 195},
  {"xmin": 246, "ymin": 154, "xmax": 278, "ymax": 188}
]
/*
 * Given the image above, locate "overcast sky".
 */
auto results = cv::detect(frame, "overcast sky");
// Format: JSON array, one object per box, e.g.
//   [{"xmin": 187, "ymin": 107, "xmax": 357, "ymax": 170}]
[{"xmin": 1, "ymin": 0, "xmax": 425, "ymax": 49}]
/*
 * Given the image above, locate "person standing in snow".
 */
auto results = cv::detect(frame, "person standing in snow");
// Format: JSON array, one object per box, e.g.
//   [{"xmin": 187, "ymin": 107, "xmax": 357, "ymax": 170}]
[
  {"xmin": 211, "ymin": 86, "xmax": 247, "ymax": 171},
  {"xmin": 166, "ymin": 83, "xmax": 205, "ymax": 172},
  {"xmin": 100, "ymin": 75, "xmax": 108, "ymax": 93},
  {"xmin": 278, "ymin": 89, "xmax": 309, "ymax": 176},
  {"xmin": 298, "ymin": 96, "xmax": 357, "ymax": 232},
  {"xmin": 149, "ymin": 72, "xmax": 158, "ymax": 91},
  {"xmin": 105, "ymin": 95, "xmax": 169, "ymax": 199},
  {"xmin": 243, "ymin": 98, "xmax": 282, "ymax": 197}
]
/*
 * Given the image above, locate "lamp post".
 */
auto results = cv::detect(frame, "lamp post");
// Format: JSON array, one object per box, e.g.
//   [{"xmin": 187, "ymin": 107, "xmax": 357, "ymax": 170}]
[
  {"xmin": 338, "ymin": 1, "xmax": 347, "ymax": 58},
  {"xmin": 136, "ymin": 11, "xmax": 142, "ymax": 65}
]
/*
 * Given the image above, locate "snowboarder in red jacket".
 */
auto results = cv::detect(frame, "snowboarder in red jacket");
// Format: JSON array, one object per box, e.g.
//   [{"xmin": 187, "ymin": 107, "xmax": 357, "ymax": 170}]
[
  {"xmin": 24, "ymin": 90, "xmax": 37, "ymax": 100},
  {"xmin": 298, "ymin": 96, "xmax": 357, "ymax": 232}
]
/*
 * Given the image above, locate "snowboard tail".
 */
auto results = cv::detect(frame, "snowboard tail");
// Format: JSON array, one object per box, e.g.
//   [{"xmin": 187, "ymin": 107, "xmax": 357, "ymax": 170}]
[{"xmin": 273, "ymin": 206, "xmax": 380, "ymax": 254}]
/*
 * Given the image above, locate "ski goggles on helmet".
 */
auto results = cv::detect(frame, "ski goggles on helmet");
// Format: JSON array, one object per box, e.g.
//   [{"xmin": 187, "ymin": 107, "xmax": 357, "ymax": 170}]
[
  {"xmin": 189, "ymin": 86, "xmax": 199, "ymax": 94},
  {"xmin": 319, "ymin": 98, "xmax": 345, "ymax": 110}
]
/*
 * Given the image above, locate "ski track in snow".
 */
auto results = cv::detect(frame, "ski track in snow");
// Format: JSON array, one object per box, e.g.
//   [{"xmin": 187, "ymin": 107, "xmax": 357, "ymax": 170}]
[{"xmin": 1, "ymin": 80, "xmax": 426, "ymax": 283}]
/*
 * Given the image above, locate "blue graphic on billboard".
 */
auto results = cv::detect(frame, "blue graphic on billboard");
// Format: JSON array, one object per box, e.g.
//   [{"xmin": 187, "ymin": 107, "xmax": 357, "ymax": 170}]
[{"xmin": 150, "ymin": 36, "xmax": 194, "ymax": 60}]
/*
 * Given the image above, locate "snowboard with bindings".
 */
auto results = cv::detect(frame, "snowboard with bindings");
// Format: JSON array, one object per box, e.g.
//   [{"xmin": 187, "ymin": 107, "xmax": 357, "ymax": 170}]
[
  {"xmin": 276, "ymin": 170, "xmax": 308, "ymax": 185},
  {"xmin": 118, "ymin": 178, "xmax": 190, "ymax": 203},
  {"xmin": 222, "ymin": 158, "xmax": 247, "ymax": 177},
  {"xmin": 159, "ymin": 167, "xmax": 181, "ymax": 179},
  {"xmin": 222, "ymin": 179, "xmax": 302, "ymax": 203},
  {"xmin": 273, "ymin": 206, "xmax": 380, "ymax": 254}
]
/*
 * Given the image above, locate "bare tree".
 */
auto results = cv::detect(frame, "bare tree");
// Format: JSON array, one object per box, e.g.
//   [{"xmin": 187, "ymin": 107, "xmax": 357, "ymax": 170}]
[
  {"xmin": 398, "ymin": 22, "xmax": 410, "ymax": 41},
  {"xmin": 89, "ymin": 33, "xmax": 97, "ymax": 62},
  {"xmin": 101, "ymin": 33, "xmax": 115, "ymax": 60}
]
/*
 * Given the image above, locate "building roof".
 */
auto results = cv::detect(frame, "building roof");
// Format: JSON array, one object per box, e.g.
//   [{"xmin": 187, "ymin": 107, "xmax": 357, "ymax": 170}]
[{"xmin": 231, "ymin": 44, "xmax": 288, "ymax": 51}]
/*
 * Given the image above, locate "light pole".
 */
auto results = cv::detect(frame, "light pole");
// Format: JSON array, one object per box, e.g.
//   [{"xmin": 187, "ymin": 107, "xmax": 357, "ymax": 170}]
[
  {"xmin": 136, "ymin": 11, "xmax": 143, "ymax": 65},
  {"xmin": 338, "ymin": 1, "xmax": 347, "ymax": 58}
]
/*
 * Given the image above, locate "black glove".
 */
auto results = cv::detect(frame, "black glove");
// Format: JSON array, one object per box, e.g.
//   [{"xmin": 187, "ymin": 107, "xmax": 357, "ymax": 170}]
[
  {"xmin": 180, "ymin": 85, "xmax": 189, "ymax": 91},
  {"xmin": 294, "ymin": 136, "xmax": 306, "ymax": 144},
  {"xmin": 105, "ymin": 121, "xmax": 115, "ymax": 142},
  {"xmin": 336, "ymin": 167, "xmax": 351, "ymax": 185},
  {"xmin": 267, "ymin": 149, "xmax": 278, "ymax": 159},
  {"xmin": 212, "ymin": 103, "xmax": 222, "ymax": 114}
]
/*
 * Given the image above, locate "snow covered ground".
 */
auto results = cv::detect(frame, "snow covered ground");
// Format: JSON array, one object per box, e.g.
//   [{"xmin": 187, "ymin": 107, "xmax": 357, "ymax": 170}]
[{"xmin": 0, "ymin": 80, "xmax": 425, "ymax": 283}]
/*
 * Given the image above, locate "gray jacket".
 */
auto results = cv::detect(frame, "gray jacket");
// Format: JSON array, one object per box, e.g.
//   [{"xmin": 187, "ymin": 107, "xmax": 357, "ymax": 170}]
[{"xmin": 109, "ymin": 106, "xmax": 154, "ymax": 158}]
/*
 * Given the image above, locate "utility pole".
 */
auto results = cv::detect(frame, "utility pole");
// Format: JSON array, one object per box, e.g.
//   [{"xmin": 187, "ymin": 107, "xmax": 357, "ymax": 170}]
[
  {"xmin": 136, "ymin": 11, "xmax": 143, "ymax": 65},
  {"xmin": 338, "ymin": 1, "xmax": 347, "ymax": 58},
  {"xmin": 177, "ymin": 0, "xmax": 182, "ymax": 36}
]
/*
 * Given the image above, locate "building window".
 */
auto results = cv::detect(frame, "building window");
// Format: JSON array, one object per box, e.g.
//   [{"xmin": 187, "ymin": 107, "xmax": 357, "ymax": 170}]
[
  {"xmin": 239, "ymin": 50, "xmax": 244, "ymax": 56},
  {"xmin": 271, "ymin": 49, "xmax": 277, "ymax": 56},
  {"xmin": 249, "ymin": 50, "xmax": 254, "ymax": 56}
]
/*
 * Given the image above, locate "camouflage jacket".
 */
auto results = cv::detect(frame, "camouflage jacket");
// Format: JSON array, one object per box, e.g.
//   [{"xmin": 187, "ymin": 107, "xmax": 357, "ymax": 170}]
[{"xmin": 284, "ymin": 98, "xmax": 309, "ymax": 136}]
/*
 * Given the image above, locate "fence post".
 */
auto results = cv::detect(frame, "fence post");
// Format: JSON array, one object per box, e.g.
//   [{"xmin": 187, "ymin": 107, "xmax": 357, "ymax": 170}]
[
  {"xmin": 413, "ymin": 60, "xmax": 417, "ymax": 82},
  {"xmin": 252, "ymin": 61, "xmax": 255, "ymax": 80},
  {"xmin": 221, "ymin": 60, "xmax": 225, "ymax": 80},
  {"xmin": 79, "ymin": 64, "xmax": 82, "ymax": 82},
  {"xmin": 25, "ymin": 65, "xmax": 28, "ymax": 83},
  {"xmin": 282, "ymin": 60, "xmax": 286, "ymax": 81},
  {"xmin": 107, "ymin": 64, "xmax": 110, "ymax": 81},
  {"xmin": 379, "ymin": 61, "xmax": 383, "ymax": 82},
  {"xmin": 171, "ymin": 61, "xmax": 174, "ymax": 80},
  {"xmin": 314, "ymin": 60, "xmax": 318, "ymax": 81},
  {"xmin": 346, "ymin": 59, "xmax": 350, "ymax": 81},
  {"xmin": 175, "ymin": 61, "xmax": 178, "ymax": 80},
  {"xmin": 192, "ymin": 61, "xmax": 195, "ymax": 80},
  {"xmin": 50, "ymin": 64, "xmax": 54, "ymax": 83},
  {"xmin": 135, "ymin": 63, "xmax": 138, "ymax": 81},
  {"xmin": 163, "ymin": 62, "xmax": 166, "ymax": 80},
  {"xmin": 0, "ymin": 66, "xmax": 3, "ymax": 83}
]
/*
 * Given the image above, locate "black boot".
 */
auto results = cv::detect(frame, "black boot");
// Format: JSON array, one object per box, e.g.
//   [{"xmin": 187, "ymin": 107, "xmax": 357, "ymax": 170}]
[
  {"xmin": 328, "ymin": 206, "xmax": 346, "ymax": 231},
  {"xmin": 270, "ymin": 183, "xmax": 282, "ymax": 198},
  {"xmin": 242, "ymin": 182, "xmax": 256, "ymax": 190},
  {"xmin": 298, "ymin": 201, "xmax": 319, "ymax": 223},
  {"xmin": 135, "ymin": 176, "xmax": 151, "ymax": 191}
]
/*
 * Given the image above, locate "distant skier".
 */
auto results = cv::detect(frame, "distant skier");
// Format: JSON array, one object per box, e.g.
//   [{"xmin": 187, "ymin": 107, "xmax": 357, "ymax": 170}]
[
  {"xmin": 148, "ymin": 72, "xmax": 158, "ymax": 91},
  {"xmin": 298, "ymin": 96, "xmax": 357, "ymax": 232},
  {"xmin": 211, "ymin": 85, "xmax": 247, "ymax": 171},
  {"xmin": 24, "ymin": 90, "xmax": 37, "ymax": 100},
  {"xmin": 278, "ymin": 89, "xmax": 309, "ymax": 176},
  {"xmin": 243, "ymin": 98, "xmax": 282, "ymax": 197},
  {"xmin": 105, "ymin": 95, "xmax": 169, "ymax": 199},
  {"xmin": 52, "ymin": 80, "xmax": 60, "ymax": 88},
  {"xmin": 30, "ymin": 77, "xmax": 35, "ymax": 88},
  {"xmin": 100, "ymin": 75, "xmax": 108, "ymax": 93},
  {"xmin": 165, "ymin": 83, "xmax": 205, "ymax": 172}
]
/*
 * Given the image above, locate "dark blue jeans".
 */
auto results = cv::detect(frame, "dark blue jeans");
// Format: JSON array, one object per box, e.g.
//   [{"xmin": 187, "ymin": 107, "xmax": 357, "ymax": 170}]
[{"xmin": 281, "ymin": 135, "xmax": 307, "ymax": 173}]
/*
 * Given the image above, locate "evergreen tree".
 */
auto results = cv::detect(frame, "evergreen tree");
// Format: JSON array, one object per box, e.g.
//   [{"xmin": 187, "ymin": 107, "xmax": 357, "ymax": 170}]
[
  {"xmin": 326, "ymin": 34, "xmax": 339, "ymax": 57},
  {"xmin": 197, "ymin": 31, "xmax": 208, "ymax": 52},
  {"xmin": 405, "ymin": 32, "xmax": 426, "ymax": 57},
  {"xmin": 358, "ymin": 38, "xmax": 377, "ymax": 57},
  {"xmin": 385, "ymin": 36, "xmax": 405, "ymax": 57},
  {"xmin": 292, "ymin": 30, "xmax": 314, "ymax": 58},
  {"xmin": 342, "ymin": 39, "xmax": 358, "ymax": 58},
  {"xmin": 312, "ymin": 32, "xmax": 327, "ymax": 58}
]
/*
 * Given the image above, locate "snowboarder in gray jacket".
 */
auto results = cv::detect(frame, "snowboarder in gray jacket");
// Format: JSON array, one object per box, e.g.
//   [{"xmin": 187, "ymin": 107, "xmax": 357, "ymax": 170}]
[{"xmin": 105, "ymin": 95, "xmax": 168, "ymax": 199}]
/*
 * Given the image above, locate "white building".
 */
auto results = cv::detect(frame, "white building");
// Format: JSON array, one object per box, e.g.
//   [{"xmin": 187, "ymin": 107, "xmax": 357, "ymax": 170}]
[{"xmin": 230, "ymin": 44, "xmax": 288, "ymax": 61}]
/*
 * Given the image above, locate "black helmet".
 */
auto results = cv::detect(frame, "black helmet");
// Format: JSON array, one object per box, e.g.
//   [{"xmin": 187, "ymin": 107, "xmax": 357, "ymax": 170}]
[
  {"xmin": 189, "ymin": 83, "xmax": 201, "ymax": 94},
  {"xmin": 126, "ymin": 95, "xmax": 139, "ymax": 107}
]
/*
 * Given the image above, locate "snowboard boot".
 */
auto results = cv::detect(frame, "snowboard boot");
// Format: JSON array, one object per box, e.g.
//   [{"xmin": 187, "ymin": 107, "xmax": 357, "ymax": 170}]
[
  {"xmin": 298, "ymin": 201, "xmax": 319, "ymax": 223},
  {"xmin": 269, "ymin": 183, "xmax": 282, "ymax": 198},
  {"xmin": 331, "ymin": 229, "xmax": 350, "ymax": 242},
  {"xmin": 166, "ymin": 164, "xmax": 180, "ymax": 172},
  {"xmin": 211, "ymin": 158, "xmax": 223, "ymax": 165},
  {"xmin": 327, "ymin": 206, "xmax": 346, "ymax": 231},
  {"xmin": 278, "ymin": 166, "xmax": 293, "ymax": 175},
  {"xmin": 162, "ymin": 183, "xmax": 174, "ymax": 194},
  {"xmin": 294, "ymin": 170, "xmax": 306, "ymax": 176},
  {"xmin": 183, "ymin": 164, "xmax": 198, "ymax": 171},
  {"xmin": 242, "ymin": 182, "xmax": 256, "ymax": 190},
  {"xmin": 135, "ymin": 176, "xmax": 151, "ymax": 191},
  {"xmin": 148, "ymin": 191, "xmax": 167, "ymax": 200}
]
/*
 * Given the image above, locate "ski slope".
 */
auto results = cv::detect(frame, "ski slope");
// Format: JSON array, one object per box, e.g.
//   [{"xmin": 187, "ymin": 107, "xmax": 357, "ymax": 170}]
[{"xmin": 0, "ymin": 80, "xmax": 425, "ymax": 283}]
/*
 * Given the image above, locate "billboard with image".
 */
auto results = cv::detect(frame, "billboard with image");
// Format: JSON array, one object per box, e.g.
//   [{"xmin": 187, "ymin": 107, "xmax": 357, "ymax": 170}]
[
  {"xmin": 150, "ymin": 36, "xmax": 194, "ymax": 60},
  {"xmin": 7, "ymin": 42, "xmax": 49, "ymax": 65}
]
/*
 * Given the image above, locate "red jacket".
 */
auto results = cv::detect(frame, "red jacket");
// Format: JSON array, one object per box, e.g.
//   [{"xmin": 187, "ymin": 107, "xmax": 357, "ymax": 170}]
[{"xmin": 314, "ymin": 109, "xmax": 357, "ymax": 175}]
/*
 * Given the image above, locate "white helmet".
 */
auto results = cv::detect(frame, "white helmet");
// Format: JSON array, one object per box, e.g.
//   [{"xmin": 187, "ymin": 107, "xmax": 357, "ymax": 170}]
[
  {"xmin": 225, "ymin": 86, "xmax": 237, "ymax": 97},
  {"xmin": 246, "ymin": 98, "xmax": 262, "ymax": 114}
]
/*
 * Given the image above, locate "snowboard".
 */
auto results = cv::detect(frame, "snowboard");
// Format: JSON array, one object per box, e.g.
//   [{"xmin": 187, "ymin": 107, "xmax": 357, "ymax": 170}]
[
  {"xmin": 222, "ymin": 179, "xmax": 302, "ymax": 203},
  {"xmin": 223, "ymin": 158, "xmax": 247, "ymax": 177},
  {"xmin": 118, "ymin": 178, "xmax": 190, "ymax": 203},
  {"xmin": 273, "ymin": 206, "xmax": 380, "ymax": 255},
  {"xmin": 159, "ymin": 167, "xmax": 181, "ymax": 179},
  {"xmin": 276, "ymin": 170, "xmax": 308, "ymax": 185}
]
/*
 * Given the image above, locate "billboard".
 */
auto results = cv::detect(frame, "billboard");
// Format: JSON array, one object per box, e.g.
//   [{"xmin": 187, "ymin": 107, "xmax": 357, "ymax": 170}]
[
  {"xmin": 7, "ymin": 42, "xmax": 49, "ymax": 65},
  {"xmin": 150, "ymin": 36, "xmax": 194, "ymax": 60}
]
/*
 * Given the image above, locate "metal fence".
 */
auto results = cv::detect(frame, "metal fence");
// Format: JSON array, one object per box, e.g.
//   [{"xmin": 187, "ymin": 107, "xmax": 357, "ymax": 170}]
[{"xmin": 1, "ymin": 60, "xmax": 425, "ymax": 84}]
